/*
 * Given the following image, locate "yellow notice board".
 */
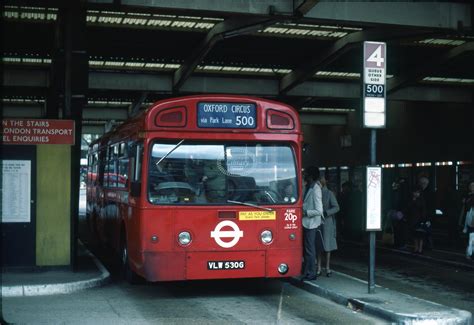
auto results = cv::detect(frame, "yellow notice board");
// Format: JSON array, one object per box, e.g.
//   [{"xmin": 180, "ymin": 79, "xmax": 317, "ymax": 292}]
[{"xmin": 239, "ymin": 211, "xmax": 276, "ymax": 221}]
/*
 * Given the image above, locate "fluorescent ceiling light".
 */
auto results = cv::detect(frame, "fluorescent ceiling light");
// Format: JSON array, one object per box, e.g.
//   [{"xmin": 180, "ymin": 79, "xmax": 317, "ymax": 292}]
[
  {"xmin": 316, "ymin": 71, "xmax": 360, "ymax": 79},
  {"xmin": 261, "ymin": 23, "xmax": 360, "ymax": 39},
  {"xmin": 301, "ymin": 107, "xmax": 354, "ymax": 112},
  {"xmin": 397, "ymin": 163, "xmax": 413, "ymax": 168},
  {"xmin": 104, "ymin": 61, "xmax": 125, "ymax": 67},
  {"xmin": 435, "ymin": 161, "xmax": 453, "ymax": 166},
  {"xmin": 417, "ymin": 38, "xmax": 465, "ymax": 46},
  {"xmin": 423, "ymin": 77, "xmax": 474, "ymax": 84},
  {"xmin": 415, "ymin": 162, "xmax": 432, "ymax": 167},
  {"xmin": 3, "ymin": 6, "xmax": 57, "ymax": 21}
]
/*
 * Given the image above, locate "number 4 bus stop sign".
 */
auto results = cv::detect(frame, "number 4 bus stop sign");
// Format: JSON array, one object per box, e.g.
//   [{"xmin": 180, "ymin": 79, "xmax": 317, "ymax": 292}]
[{"xmin": 363, "ymin": 41, "xmax": 386, "ymax": 128}]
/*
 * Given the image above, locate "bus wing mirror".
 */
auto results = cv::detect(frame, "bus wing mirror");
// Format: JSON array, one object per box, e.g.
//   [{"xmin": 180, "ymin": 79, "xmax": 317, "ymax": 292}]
[{"xmin": 131, "ymin": 181, "xmax": 141, "ymax": 197}]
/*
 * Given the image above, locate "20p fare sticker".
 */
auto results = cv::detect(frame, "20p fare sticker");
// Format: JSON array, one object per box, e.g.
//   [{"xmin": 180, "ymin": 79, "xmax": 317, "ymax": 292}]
[{"xmin": 284, "ymin": 209, "xmax": 298, "ymax": 230}]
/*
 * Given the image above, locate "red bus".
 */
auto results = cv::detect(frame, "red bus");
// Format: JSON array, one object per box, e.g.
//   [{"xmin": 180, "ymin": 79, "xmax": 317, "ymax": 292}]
[{"xmin": 86, "ymin": 95, "xmax": 303, "ymax": 282}]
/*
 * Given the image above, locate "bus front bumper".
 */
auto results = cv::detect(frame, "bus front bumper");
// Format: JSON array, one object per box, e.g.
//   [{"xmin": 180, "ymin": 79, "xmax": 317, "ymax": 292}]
[{"xmin": 141, "ymin": 249, "xmax": 301, "ymax": 282}]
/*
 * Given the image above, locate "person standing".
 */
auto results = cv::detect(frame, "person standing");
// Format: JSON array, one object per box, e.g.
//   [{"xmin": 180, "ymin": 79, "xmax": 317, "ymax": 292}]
[
  {"xmin": 418, "ymin": 176, "xmax": 435, "ymax": 249},
  {"xmin": 407, "ymin": 189, "xmax": 428, "ymax": 254},
  {"xmin": 392, "ymin": 177, "xmax": 410, "ymax": 249},
  {"xmin": 459, "ymin": 181, "xmax": 474, "ymax": 229},
  {"xmin": 460, "ymin": 181, "xmax": 474, "ymax": 259},
  {"xmin": 318, "ymin": 176, "xmax": 340, "ymax": 277},
  {"xmin": 301, "ymin": 166, "xmax": 324, "ymax": 281}
]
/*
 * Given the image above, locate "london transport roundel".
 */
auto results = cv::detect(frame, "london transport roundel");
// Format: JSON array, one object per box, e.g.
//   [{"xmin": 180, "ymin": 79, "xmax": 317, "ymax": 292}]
[{"xmin": 210, "ymin": 220, "xmax": 244, "ymax": 248}]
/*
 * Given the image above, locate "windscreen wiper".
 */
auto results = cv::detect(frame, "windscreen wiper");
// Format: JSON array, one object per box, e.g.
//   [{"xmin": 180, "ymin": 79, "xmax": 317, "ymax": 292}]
[
  {"xmin": 227, "ymin": 200, "xmax": 273, "ymax": 211},
  {"xmin": 156, "ymin": 139, "xmax": 185, "ymax": 167}
]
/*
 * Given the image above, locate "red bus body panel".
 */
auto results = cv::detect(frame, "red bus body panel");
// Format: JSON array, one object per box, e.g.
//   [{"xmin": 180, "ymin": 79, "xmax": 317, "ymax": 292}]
[{"xmin": 134, "ymin": 206, "xmax": 302, "ymax": 281}]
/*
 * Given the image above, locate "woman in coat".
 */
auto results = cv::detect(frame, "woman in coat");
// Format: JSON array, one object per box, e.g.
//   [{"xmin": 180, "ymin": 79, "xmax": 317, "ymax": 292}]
[
  {"xmin": 407, "ymin": 189, "xmax": 428, "ymax": 254},
  {"xmin": 318, "ymin": 176, "xmax": 340, "ymax": 277}
]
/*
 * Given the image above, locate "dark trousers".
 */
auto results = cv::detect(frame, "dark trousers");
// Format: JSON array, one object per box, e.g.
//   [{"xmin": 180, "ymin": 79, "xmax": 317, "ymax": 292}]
[
  {"xmin": 393, "ymin": 219, "xmax": 408, "ymax": 247},
  {"xmin": 302, "ymin": 227, "xmax": 317, "ymax": 277}
]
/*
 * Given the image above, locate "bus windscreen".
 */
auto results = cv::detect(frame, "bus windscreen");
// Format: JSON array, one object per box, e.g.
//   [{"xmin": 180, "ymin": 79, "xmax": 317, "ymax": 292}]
[{"xmin": 148, "ymin": 142, "xmax": 298, "ymax": 205}]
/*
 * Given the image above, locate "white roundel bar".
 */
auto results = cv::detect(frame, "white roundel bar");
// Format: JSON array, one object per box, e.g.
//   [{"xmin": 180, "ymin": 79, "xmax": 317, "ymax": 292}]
[{"xmin": 210, "ymin": 220, "xmax": 244, "ymax": 248}]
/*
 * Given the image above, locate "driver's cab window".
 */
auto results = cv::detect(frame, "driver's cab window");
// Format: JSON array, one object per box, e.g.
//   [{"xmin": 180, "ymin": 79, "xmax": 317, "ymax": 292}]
[{"xmin": 148, "ymin": 141, "xmax": 298, "ymax": 205}]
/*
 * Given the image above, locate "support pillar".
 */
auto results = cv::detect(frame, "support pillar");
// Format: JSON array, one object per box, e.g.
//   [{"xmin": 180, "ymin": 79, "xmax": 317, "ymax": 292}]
[{"xmin": 51, "ymin": 3, "xmax": 88, "ymax": 270}]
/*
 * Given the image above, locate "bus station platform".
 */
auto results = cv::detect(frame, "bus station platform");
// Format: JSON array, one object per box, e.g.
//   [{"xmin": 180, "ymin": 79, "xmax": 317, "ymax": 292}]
[
  {"xmin": 290, "ymin": 269, "xmax": 471, "ymax": 325},
  {"xmin": 3, "ymin": 241, "xmax": 472, "ymax": 324},
  {"xmin": 1, "ymin": 242, "xmax": 110, "ymax": 297},
  {"xmin": 349, "ymin": 238, "xmax": 474, "ymax": 272},
  {"xmin": 291, "ymin": 240, "xmax": 473, "ymax": 325}
]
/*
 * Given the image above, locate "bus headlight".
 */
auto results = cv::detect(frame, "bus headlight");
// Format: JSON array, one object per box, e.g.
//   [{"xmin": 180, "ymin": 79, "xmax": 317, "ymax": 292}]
[
  {"xmin": 260, "ymin": 230, "xmax": 273, "ymax": 244},
  {"xmin": 278, "ymin": 263, "xmax": 289, "ymax": 275},
  {"xmin": 178, "ymin": 231, "xmax": 192, "ymax": 246}
]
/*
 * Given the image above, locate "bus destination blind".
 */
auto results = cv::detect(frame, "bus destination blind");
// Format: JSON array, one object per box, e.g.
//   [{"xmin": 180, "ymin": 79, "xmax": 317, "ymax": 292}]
[{"xmin": 197, "ymin": 102, "xmax": 256, "ymax": 129}]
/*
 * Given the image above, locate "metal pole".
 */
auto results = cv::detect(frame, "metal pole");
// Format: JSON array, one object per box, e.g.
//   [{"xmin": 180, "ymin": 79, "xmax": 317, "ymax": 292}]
[
  {"xmin": 368, "ymin": 129, "xmax": 376, "ymax": 293},
  {"xmin": 370, "ymin": 129, "xmax": 376, "ymax": 166}
]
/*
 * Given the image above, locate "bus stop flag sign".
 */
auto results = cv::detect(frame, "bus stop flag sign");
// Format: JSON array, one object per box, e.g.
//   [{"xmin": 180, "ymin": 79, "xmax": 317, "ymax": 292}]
[{"xmin": 363, "ymin": 42, "xmax": 386, "ymax": 128}]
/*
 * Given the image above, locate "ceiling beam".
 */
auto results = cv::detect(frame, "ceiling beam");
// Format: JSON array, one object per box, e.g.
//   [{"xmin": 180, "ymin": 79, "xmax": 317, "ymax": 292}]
[
  {"xmin": 173, "ymin": 16, "xmax": 280, "ymax": 92},
  {"xmin": 388, "ymin": 86, "xmax": 473, "ymax": 104},
  {"xmin": 279, "ymin": 27, "xmax": 439, "ymax": 95},
  {"xmin": 294, "ymin": 0, "xmax": 320, "ymax": 17},
  {"xmin": 3, "ymin": 104, "xmax": 129, "ymax": 120},
  {"xmin": 307, "ymin": 1, "xmax": 471, "ymax": 30},
  {"xmin": 113, "ymin": 0, "xmax": 471, "ymax": 30},
  {"xmin": 3, "ymin": 105, "xmax": 44, "ymax": 118},
  {"xmin": 3, "ymin": 68, "xmax": 49, "ymax": 87},
  {"xmin": 387, "ymin": 41, "xmax": 474, "ymax": 94},
  {"xmin": 3, "ymin": 68, "xmax": 473, "ymax": 103},
  {"xmin": 128, "ymin": 92, "xmax": 148, "ymax": 117},
  {"xmin": 300, "ymin": 113, "xmax": 347, "ymax": 126}
]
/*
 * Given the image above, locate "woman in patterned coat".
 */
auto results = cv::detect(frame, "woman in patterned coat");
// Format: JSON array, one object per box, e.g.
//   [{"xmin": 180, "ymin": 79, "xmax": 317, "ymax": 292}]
[{"xmin": 317, "ymin": 176, "xmax": 340, "ymax": 277}]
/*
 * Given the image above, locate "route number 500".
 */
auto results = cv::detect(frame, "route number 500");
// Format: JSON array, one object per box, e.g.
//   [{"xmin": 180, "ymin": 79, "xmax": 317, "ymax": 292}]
[
  {"xmin": 366, "ymin": 84, "xmax": 384, "ymax": 94},
  {"xmin": 236, "ymin": 116, "xmax": 255, "ymax": 127}
]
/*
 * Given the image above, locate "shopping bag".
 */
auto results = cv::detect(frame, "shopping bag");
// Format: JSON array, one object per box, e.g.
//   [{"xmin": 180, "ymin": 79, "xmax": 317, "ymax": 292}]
[
  {"xmin": 467, "ymin": 233, "xmax": 474, "ymax": 257},
  {"xmin": 382, "ymin": 227, "xmax": 394, "ymax": 246}
]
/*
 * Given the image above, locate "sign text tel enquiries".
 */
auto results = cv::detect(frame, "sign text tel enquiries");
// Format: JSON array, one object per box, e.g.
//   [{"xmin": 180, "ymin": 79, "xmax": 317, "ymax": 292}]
[{"xmin": 1, "ymin": 119, "xmax": 75, "ymax": 145}]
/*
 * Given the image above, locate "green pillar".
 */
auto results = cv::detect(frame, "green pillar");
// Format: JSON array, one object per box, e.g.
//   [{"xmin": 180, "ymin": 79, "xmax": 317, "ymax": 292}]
[{"xmin": 36, "ymin": 145, "xmax": 71, "ymax": 266}]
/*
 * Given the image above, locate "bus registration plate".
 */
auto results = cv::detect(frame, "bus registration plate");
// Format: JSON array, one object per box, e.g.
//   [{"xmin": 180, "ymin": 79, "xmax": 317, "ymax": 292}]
[{"xmin": 207, "ymin": 260, "xmax": 245, "ymax": 270}]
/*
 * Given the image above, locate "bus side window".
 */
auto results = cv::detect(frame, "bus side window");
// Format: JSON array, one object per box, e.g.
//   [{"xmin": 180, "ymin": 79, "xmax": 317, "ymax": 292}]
[
  {"xmin": 98, "ymin": 148, "xmax": 106, "ymax": 186},
  {"xmin": 117, "ymin": 142, "xmax": 129, "ymax": 188},
  {"xmin": 130, "ymin": 141, "xmax": 143, "ymax": 197}
]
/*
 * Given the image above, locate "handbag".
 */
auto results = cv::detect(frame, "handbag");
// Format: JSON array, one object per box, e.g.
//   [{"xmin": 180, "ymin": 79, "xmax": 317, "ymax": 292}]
[
  {"xmin": 382, "ymin": 226, "xmax": 394, "ymax": 246},
  {"xmin": 382, "ymin": 232, "xmax": 394, "ymax": 246},
  {"xmin": 415, "ymin": 221, "xmax": 429, "ymax": 233}
]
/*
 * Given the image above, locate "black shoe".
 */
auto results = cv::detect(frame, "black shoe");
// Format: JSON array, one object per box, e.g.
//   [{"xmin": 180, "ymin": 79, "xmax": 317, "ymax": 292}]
[
  {"xmin": 326, "ymin": 270, "xmax": 333, "ymax": 277},
  {"xmin": 316, "ymin": 270, "xmax": 322, "ymax": 277}
]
